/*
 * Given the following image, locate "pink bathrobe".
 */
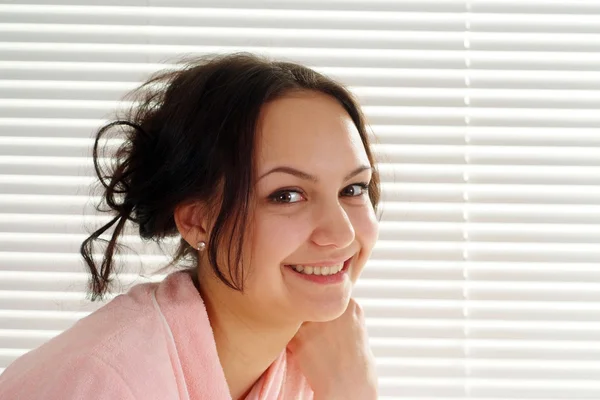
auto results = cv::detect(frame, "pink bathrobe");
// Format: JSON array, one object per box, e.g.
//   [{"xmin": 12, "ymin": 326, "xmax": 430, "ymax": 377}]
[{"xmin": 0, "ymin": 270, "xmax": 314, "ymax": 399}]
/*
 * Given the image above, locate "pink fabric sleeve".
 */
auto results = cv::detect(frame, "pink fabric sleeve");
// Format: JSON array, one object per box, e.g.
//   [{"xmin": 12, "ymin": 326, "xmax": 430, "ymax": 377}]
[{"xmin": 0, "ymin": 354, "xmax": 136, "ymax": 400}]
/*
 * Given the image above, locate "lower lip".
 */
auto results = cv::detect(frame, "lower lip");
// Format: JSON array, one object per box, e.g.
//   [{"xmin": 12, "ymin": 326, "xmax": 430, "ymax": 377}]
[{"xmin": 284, "ymin": 258, "xmax": 351, "ymax": 285}]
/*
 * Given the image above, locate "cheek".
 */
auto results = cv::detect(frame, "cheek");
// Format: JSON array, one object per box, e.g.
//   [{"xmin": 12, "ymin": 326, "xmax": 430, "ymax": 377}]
[
  {"xmin": 351, "ymin": 205, "xmax": 379, "ymax": 250},
  {"xmin": 250, "ymin": 212, "xmax": 312, "ymax": 264},
  {"xmin": 348, "ymin": 206, "xmax": 379, "ymax": 282}
]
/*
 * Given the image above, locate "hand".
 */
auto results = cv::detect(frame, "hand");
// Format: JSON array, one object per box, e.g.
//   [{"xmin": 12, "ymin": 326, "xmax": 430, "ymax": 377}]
[{"xmin": 287, "ymin": 298, "xmax": 378, "ymax": 400}]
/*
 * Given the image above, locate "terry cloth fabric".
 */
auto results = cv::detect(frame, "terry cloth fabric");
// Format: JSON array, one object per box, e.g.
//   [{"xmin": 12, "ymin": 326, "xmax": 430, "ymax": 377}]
[{"xmin": 0, "ymin": 270, "xmax": 314, "ymax": 400}]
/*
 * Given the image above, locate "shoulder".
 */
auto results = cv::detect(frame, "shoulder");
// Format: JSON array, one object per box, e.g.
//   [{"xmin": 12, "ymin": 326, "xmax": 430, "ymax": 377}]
[
  {"xmin": 0, "ymin": 353, "xmax": 136, "ymax": 400},
  {"xmin": 0, "ymin": 281, "xmax": 177, "ymax": 399}
]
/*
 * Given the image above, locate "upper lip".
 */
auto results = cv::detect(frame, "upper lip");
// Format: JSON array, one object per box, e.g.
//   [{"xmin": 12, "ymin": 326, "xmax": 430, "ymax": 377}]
[{"xmin": 285, "ymin": 256, "xmax": 353, "ymax": 267}]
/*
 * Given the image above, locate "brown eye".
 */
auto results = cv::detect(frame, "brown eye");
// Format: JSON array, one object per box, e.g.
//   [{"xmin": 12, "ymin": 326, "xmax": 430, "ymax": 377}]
[
  {"xmin": 269, "ymin": 190, "xmax": 304, "ymax": 204},
  {"xmin": 342, "ymin": 183, "xmax": 369, "ymax": 197}
]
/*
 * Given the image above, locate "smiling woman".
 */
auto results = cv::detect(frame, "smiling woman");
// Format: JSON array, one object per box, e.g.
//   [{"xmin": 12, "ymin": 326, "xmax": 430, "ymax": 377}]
[{"xmin": 0, "ymin": 52, "xmax": 381, "ymax": 400}]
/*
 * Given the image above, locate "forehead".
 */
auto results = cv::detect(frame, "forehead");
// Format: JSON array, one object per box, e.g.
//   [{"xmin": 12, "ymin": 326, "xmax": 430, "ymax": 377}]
[{"xmin": 255, "ymin": 91, "xmax": 370, "ymax": 171}]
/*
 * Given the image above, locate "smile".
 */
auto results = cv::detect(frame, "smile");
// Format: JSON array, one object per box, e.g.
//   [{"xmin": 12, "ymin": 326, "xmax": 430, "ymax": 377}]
[
  {"xmin": 283, "ymin": 257, "xmax": 352, "ymax": 284},
  {"xmin": 289, "ymin": 263, "xmax": 344, "ymax": 276}
]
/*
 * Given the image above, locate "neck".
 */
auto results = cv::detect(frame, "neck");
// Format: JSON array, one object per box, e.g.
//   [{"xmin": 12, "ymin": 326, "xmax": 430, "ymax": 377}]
[{"xmin": 192, "ymin": 269, "xmax": 300, "ymax": 400}]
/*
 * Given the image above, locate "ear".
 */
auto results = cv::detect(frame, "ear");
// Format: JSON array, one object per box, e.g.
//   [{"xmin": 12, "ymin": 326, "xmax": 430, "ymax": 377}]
[{"xmin": 174, "ymin": 201, "xmax": 210, "ymax": 250}]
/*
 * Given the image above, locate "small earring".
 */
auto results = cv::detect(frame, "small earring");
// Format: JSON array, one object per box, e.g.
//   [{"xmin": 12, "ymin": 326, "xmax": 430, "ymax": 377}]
[{"xmin": 196, "ymin": 241, "xmax": 206, "ymax": 252}]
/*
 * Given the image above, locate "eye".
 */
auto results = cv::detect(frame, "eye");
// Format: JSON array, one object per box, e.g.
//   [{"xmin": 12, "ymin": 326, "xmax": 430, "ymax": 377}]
[
  {"xmin": 269, "ymin": 190, "xmax": 305, "ymax": 204},
  {"xmin": 341, "ymin": 183, "xmax": 369, "ymax": 197}
]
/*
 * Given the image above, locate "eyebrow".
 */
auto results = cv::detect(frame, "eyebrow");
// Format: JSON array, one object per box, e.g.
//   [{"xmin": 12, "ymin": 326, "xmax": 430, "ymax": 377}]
[{"xmin": 257, "ymin": 164, "xmax": 372, "ymax": 183}]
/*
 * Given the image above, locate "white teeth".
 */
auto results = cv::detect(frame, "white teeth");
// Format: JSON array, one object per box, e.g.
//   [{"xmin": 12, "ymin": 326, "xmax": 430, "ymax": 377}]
[{"xmin": 290, "ymin": 263, "xmax": 344, "ymax": 276}]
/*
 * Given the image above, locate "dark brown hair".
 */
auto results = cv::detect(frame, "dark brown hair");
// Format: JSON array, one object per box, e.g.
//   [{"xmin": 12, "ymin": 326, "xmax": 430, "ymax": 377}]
[{"xmin": 80, "ymin": 52, "xmax": 381, "ymax": 302}]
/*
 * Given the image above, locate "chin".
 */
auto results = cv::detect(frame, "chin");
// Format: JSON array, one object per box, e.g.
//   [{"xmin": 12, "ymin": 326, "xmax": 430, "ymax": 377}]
[{"xmin": 300, "ymin": 292, "xmax": 352, "ymax": 323}]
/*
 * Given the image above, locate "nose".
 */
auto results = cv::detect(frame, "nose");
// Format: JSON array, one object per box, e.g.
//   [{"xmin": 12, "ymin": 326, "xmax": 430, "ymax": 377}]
[{"xmin": 310, "ymin": 201, "xmax": 355, "ymax": 249}]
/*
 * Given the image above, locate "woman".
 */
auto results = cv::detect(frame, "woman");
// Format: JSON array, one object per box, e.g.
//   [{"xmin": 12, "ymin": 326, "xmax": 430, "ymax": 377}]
[{"xmin": 0, "ymin": 52, "xmax": 381, "ymax": 399}]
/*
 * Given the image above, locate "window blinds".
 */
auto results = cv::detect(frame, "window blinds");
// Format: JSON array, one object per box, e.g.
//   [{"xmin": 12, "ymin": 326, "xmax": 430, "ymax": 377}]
[{"xmin": 1, "ymin": 1, "xmax": 600, "ymax": 399}]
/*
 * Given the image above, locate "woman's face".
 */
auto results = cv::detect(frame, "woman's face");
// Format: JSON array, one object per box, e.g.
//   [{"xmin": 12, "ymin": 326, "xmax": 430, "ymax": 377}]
[{"xmin": 240, "ymin": 91, "xmax": 379, "ymax": 324}]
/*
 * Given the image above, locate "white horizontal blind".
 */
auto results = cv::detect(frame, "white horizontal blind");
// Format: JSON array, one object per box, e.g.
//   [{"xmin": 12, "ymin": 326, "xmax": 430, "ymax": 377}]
[
  {"xmin": 1, "ymin": 1, "xmax": 600, "ymax": 399},
  {"xmin": 457, "ymin": 2, "xmax": 600, "ymax": 399}
]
